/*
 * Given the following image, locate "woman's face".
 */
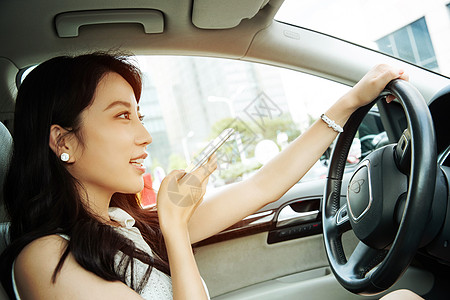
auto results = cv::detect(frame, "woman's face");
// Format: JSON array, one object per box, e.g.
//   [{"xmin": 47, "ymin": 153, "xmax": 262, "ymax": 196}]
[{"xmin": 68, "ymin": 72, "xmax": 152, "ymax": 200}]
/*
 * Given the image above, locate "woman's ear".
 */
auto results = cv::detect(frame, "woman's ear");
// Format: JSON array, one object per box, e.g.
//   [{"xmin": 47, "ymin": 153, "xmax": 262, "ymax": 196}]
[{"xmin": 49, "ymin": 124, "xmax": 75, "ymax": 163}]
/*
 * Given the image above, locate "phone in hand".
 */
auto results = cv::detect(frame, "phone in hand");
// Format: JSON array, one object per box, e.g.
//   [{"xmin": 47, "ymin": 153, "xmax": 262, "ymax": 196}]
[{"xmin": 184, "ymin": 128, "xmax": 235, "ymax": 173}]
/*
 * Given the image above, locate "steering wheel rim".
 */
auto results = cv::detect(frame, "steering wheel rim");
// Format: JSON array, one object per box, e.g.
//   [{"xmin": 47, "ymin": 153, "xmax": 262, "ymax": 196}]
[{"xmin": 322, "ymin": 79, "xmax": 437, "ymax": 294}]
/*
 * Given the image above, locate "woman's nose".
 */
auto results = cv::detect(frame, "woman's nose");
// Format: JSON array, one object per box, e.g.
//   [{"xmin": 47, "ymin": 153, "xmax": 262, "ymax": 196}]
[{"xmin": 136, "ymin": 122, "xmax": 152, "ymax": 146}]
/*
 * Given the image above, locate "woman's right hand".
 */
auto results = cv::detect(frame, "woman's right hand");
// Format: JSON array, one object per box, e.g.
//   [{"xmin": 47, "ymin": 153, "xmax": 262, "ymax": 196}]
[{"xmin": 156, "ymin": 154, "xmax": 217, "ymax": 235}]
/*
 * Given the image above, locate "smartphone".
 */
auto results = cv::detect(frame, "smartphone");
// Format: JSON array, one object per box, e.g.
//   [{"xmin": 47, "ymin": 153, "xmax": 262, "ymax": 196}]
[{"xmin": 185, "ymin": 128, "xmax": 235, "ymax": 173}]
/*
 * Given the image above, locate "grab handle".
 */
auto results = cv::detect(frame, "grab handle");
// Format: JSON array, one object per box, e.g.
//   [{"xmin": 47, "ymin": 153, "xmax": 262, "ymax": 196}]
[{"xmin": 55, "ymin": 9, "xmax": 164, "ymax": 37}]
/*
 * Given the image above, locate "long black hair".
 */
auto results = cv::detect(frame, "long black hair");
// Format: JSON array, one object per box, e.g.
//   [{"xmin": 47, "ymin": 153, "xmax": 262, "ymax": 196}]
[{"xmin": 0, "ymin": 52, "xmax": 170, "ymax": 298}]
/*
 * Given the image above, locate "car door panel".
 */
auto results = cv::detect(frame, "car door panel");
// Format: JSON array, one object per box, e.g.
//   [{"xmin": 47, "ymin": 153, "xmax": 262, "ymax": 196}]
[
  {"xmin": 194, "ymin": 175, "xmax": 434, "ymax": 298},
  {"xmin": 196, "ymin": 228, "xmax": 434, "ymax": 299}
]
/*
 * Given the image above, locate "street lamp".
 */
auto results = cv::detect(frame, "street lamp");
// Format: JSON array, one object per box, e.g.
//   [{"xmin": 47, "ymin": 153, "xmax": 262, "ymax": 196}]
[{"xmin": 181, "ymin": 130, "xmax": 194, "ymax": 164}]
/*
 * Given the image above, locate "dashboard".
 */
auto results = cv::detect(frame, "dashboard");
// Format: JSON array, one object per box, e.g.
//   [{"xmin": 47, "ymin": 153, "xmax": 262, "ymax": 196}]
[
  {"xmin": 424, "ymin": 84, "xmax": 450, "ymax": 264},
  {"xmin": 429, "ymin": 84, "xmax": 450, "ymax": 167}
]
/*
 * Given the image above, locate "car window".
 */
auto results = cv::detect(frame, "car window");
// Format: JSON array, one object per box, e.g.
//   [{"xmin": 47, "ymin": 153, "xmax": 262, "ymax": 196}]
[
  {"xmin": 311, "ymin": 104, "xmax": 388, "ymax": 183},
  {"xmin": 133, "ymin": 56, "xmax": 386, "ymax": 205},
  {"xmin": 276, "ymin": 0, "xmax": 450, "ymax": 78},
  {"xmin": 19, "ymin": 56, "xmax": 387, "ymax": 205}
]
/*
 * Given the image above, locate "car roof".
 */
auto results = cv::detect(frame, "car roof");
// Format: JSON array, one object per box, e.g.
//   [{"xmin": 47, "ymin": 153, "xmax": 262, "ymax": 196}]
[{"xmin": 0, "ymin": 0, "xmax": 280, "ymax": 68}]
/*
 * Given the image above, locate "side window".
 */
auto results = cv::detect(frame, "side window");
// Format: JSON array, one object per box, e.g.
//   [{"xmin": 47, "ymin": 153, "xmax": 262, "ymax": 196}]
[
  {"xmin": 358, "ymin": 106, "xmax": 388, "ymax": 159},
  {"xmin": 316, "ymin": 106, "xmax": 387, "ymax": 179},
  {"xmin": 136, "ymin": 56, "xmax": 385, "ymax": 206}
]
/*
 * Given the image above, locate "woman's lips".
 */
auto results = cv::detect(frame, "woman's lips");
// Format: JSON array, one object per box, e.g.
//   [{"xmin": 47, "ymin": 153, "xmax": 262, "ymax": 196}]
[{"xmin": 130, "ymin": 158, "xmax": 146, "ymax": 173}]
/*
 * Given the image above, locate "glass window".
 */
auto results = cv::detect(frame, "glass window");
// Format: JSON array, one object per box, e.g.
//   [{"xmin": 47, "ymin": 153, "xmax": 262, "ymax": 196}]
[
  {"xmin": 376, "ymin": 18, "xmax": 439, "ymax": 71},
  {"xmin": 276, "ymin": 0, "xmax": 450, "ymax": 77},
  {"xmin": 316, "ymin": 105, "xmax": 387, "ymax": 180},
  {"xmin": 136, "ymin": 56, "xmax": 388, "ymax": 203},
  {"xmin": 136, "ymin": 56, "xmax": 356, "ymax": 197}
]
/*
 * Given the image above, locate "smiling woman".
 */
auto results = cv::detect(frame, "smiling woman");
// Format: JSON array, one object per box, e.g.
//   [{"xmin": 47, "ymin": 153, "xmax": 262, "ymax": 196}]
[
  {"xmin": 0, "ymin": 53, "xmax": 174, "ymax": 299},
  {"xmin": 61, "ymin": 72, "xmax": 153, "ymax": 221},
  {"xmin": 0, "ymin": 50, "xmax": 418, "ymax": 300},
  {"xmin": 1, "ymin": 0, "xmax": 450, "ymax": 299}
]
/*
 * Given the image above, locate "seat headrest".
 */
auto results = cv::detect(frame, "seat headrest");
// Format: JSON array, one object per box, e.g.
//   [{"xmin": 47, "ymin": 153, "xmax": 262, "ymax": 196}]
[{"xmin": 0, "ymin": 122, "xmax": 12, "ymax": 222}]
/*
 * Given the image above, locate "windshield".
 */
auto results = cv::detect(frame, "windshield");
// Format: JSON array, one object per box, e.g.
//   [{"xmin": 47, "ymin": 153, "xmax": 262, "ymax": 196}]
[{"xmin": 276, "ymin": 0, "xmax": 450, "ymax": 77}]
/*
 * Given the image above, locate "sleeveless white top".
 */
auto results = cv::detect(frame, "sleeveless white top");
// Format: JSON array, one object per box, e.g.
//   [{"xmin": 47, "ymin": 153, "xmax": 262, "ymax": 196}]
[{"xmin": 12, "ymin": 207, "xmax": 209, "ymax": 299}]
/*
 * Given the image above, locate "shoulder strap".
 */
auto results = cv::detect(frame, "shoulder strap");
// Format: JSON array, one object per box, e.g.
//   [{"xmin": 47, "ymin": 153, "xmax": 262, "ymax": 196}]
[{"xmin": 56, "ymin": 233, "xmax": 70, "ymax": 241}]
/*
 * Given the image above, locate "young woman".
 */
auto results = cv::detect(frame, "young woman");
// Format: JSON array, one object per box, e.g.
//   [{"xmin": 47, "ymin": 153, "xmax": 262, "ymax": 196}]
[{"xmin": 0, "ymin": 53, "xmax": 414, "ymax": 299}]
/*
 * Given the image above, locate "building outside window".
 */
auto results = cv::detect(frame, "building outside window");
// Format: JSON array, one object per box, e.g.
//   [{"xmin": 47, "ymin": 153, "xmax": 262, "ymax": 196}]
[{"xmin": 376, "ymin": 17, "xmax": 439, "ymax": 71}]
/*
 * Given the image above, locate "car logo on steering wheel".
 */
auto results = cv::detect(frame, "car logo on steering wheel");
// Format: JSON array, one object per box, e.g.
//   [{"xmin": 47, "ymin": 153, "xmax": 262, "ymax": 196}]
[{"xmin": 350, "ymin": 179, "xmax": 365, "ymax": 194}]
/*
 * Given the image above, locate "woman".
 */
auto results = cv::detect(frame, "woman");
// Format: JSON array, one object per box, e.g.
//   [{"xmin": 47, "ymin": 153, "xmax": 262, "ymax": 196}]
[{"xmin": 0, "ymin": 53, "xmax": 413, "ymax": 299}]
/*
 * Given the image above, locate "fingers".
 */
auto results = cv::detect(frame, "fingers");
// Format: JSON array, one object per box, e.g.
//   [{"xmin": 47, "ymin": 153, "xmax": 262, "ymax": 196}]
[
  {"xmin": 191, "ymin": 153, "xmax": 217, "ymax": 183},
  {"xmin": 374, "ymin": 64, "xmax": 406, "ymax": 83},
  {"xmin": 386, "ymin": 95, "xmax": 396, "ymax": 103},
  {"xmin": 159, "ymin": 169, "xmax": 204, "ymax": 208},
  {"xmin": 372, "ymin": 64, "xmax": 409, "ymax": 104},
  {"xmin": 399, "ymin": 71, "xmax": 409, "ymax": 81},
  {"xmin": 157, "ymin": 159, "xmax": 216, "ymax": 225},
  {"xmin": 170, "ymin": 153, "xmax": 217, "ymax": 188},
  {"xmin": 160, "ymin": 154, "xmax": 217, "ymax": 193},
  {"xmin": 159, "ymin": 169, "xmax": 184, "ymax": 187}
]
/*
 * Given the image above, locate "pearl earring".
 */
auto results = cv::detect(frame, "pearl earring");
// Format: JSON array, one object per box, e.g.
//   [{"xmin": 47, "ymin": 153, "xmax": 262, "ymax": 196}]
[{"xmin": 60, "ymin": 153, "xmax": 70, "ymax": 162}]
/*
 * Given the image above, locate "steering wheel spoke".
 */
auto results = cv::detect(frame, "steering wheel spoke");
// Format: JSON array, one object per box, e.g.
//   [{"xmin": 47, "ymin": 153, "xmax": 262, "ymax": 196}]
[
  {"xmin": 395, "ymin": 128, "xmax": 412, "ymax": 174},
  {"xmin": 344, "ymin": 242, "xmax": 387, "ymax": 279},
  {"xmin": 336, "ymin": 203, "xmax": 352, "ymax": 234}
]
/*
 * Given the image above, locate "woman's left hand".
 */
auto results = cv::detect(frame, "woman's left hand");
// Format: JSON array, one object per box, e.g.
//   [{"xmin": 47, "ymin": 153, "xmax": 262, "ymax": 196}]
[
  {"xmin": 346, "ymin": 64, "xmax": 409, "ymax": 109},
  {"xmin": 157, "ymin": 154, "xmax": 217, "ymax": 233}
]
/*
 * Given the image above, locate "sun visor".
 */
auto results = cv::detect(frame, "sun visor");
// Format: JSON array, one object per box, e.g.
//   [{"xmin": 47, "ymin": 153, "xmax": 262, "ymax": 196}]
[
  {"xmin": 55, "ymin": 9, "xmax": 164, "ymax": 38},
  {"xmin": 192, "ymin": 0, "xmax": 270, "ymax": 29}
]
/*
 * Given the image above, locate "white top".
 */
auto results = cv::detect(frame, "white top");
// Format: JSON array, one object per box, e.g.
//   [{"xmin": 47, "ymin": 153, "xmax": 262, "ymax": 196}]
[
  {"xmin": 12, "ymin": 207, "xmax": 209, "ymax": 299},
  {"xmin": 108, "ymin": 207, "xmax": 174, "ymax": 299}
]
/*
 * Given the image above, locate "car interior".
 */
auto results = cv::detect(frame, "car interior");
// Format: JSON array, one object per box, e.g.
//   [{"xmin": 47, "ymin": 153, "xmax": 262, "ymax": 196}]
[{"xmin": 1, "ymin": 0, "xmax": 450, "ymax": 299}]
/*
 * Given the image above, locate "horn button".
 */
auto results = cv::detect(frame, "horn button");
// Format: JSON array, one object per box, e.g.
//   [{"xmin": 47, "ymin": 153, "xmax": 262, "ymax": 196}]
[
  {"xmin": 347, "ymin": 162, "xmax": 372, "ymax": 221},
  {"xmin": 346, "ymin": 145, "xmax": 408, "ymax": 249}
]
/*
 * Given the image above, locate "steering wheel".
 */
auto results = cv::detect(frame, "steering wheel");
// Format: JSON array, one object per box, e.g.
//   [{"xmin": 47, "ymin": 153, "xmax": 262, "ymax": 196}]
[{"xmin": 322, "ymin": 79, "xmax": 437, "ymax": 294}]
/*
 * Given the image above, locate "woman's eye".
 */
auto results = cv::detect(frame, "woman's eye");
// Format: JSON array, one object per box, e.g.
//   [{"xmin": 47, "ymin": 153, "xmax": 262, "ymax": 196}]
[
  {"xmin": 117, "ymin": 112, "xmax": 131, "ymax": 120},
  {"xmin": 139, "ymin": 114, "xmax": 146, "ymax": 123}
]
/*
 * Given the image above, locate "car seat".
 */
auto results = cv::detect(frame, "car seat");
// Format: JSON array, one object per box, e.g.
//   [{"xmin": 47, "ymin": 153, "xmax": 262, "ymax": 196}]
[{"xmin": 0, "ymin": 121, "xmax": 12, "ymax": 299}]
